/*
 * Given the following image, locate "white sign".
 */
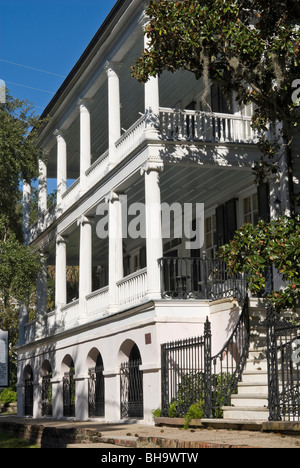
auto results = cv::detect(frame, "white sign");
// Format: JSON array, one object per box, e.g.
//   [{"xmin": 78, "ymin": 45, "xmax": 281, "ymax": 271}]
[{"xmin": 0, "ymin": 329, "xmax": 9, "ymax": 387}]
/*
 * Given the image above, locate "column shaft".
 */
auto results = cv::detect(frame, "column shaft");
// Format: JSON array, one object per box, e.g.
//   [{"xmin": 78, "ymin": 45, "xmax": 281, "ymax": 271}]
[
  {"xmin": 55, "ymin": 235, "xmax": 67, "ymax": 308},
  {"xmin": 105, "ymin": 62, "xmax": 122, "ymax": 166}
]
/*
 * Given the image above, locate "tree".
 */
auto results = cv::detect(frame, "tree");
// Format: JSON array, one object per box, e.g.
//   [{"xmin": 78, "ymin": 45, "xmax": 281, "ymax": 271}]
[
  {"xmin": 132, "ymin": 1, "xmax": 300, "ymax": 311},
  {"xmin": 219, "ymin": 216, "xmax": 300, "ymax": 311},
  {"xmin": 132, "ymin": 0, "xmax": 300, "ymax": 185},
  {"xmin": 0, "ymin": 92, "xmax": 44, "ymax": 345}
]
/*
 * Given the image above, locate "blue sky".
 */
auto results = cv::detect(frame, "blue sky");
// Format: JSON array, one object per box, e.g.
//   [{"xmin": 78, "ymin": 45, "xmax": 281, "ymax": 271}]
[{"xmin": 0, "ymin": 0, "xmax": 118, "ymax": 115}]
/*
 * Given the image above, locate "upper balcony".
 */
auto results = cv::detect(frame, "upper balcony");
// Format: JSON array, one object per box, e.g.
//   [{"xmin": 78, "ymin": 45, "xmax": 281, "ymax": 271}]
[{"xmin": 27, "ymin": 106, "xmax": 257, "ymax": 245}]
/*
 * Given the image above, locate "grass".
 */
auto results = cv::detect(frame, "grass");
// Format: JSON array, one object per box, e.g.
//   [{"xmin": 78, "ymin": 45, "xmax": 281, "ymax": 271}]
[{"xmin": 0, "ymin": 432, "xmax": 40, "ymax": 448}]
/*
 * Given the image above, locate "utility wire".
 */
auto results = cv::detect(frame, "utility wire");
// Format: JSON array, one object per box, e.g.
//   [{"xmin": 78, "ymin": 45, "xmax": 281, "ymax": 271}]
[
  {"xmin": 6, "ymin": 81, "xmax": 55, "ymax": 94},
  {"xmin": 0, "ymin": 58, "xmax": 66, "ymax": 78}
]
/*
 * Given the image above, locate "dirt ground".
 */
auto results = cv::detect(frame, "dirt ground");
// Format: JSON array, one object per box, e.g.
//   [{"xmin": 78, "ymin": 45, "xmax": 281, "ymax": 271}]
[
  {"xmin": 95, "ymin": 422, "xmax": 300, "ymax": 449},
  {"xmin": 1, "ymin": 416, "xmax": 300, "ymax": 448}
]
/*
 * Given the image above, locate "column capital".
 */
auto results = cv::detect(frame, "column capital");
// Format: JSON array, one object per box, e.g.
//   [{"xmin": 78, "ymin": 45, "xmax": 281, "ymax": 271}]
[
  {"xmin": 77, "ymin": 214, "xmax": 95, "ymax": 227},
  {"xmin": 78, "ymin": 97, "xmax": 93, "ymax": 112},
  {"xmin": 140, "ymin": 160, "xmax": 164, "ymax": 176},
  {"xmin": 56, "ymin": 234, "xmax": 68, "ymax": 246},
  {"xmin": 54, "ymin": 128, "xmax": 67, "ymax": 141},
  {"xmin": 105, "ymin": 190, "xmax": 123, "ymax": 204},
  {"xmin": 105, "ymin": 61, "xmax": 123, "ymax": 76}
]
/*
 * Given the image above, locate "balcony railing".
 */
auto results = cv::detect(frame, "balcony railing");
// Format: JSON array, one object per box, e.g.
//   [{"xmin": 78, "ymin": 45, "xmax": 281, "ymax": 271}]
[
  {"xmin": 159, "ymin": 256, "xmax": 247, "ymax": 303},
  {"xmin": 159, "ymin": 107, "xmax": 256, "ymax": 144}
]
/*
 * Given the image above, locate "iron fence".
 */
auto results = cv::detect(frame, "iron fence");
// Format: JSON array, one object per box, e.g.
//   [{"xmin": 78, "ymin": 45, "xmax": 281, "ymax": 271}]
[
  {"xmin": 159, "ymin": 257, "xmax": 247, "ymax": 304},
  {"xmin": 161, "ymin": 296, "xmax": 250, "ymax": 418},
  {"xmin": 266, "ymin": 304, "xmax": 300, "ymax": 422},
  {"xmin": 120, "ymin": 359, "xmax": 143, "ymax": 419}
]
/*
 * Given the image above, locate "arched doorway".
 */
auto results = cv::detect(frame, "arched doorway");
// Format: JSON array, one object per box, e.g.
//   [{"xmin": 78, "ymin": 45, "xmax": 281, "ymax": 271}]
[
  {"xmin": 62, "ymin": 355, "xmax": 75, "ymax": 417},
  {"xmin": 87, "ymin": 349, "xmax": 105, "ymax": 418},
  {"xmin": 41, "ymin": 360, "xmax": 52, "ymax": 417},
  {"xmin": 23, "ymin": 365, "xmax": 33, "ymax": 417},
  {"xmin": 120, "ymin": 343, "xmax": 143, "ymax": 419}
]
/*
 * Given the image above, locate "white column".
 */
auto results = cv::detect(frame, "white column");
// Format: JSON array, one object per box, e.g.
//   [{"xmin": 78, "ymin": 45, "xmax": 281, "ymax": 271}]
[
  {"xmin": 106, "ymin": 191, "xmax": 123, "ymax": 312},
  {"xmin": 22, "ymin": 181, "xmax": 31, "ymax": 238},
  {"xmin": 35, "ymin": 251, "xmax": 48, "ymax": 340},
  {"xmin": 78, "ymin": 99, "xmax": 92, "ymax": 192},
  {"xmin": 143, "ymin": 21, "xmax": 160, "ymax": 137},
  {"xmin": 38, "ymin": 158, "xmax": 47, "ymax": 225},
  {"xmin": 105, "ymin": 61, "xmax": 122, "ymax": 167},
  {"xmin": 77, "ymin": 215, "xmax": 93, "ymax": 321},
  {"xmin": 141, "ymin": 161, "xmax": 164, "ymax": 298},
  {"xmin": 54, "ymin": 129, "xmax": 67, "ymax": 207},
  {"xmin": 55, "ymin": 235, "xmax": 68, "ymax": 309},
  {"xmin": 18, "ymin": 303, "xmax": 29, "ymax": 346}
]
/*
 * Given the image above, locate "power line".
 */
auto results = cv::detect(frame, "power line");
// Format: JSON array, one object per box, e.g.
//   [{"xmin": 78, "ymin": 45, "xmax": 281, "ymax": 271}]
[
  {"xmin": 6, "ymin": 81, "xmax": 55, "ymax": 95},
  {"xmin": 0, "ymin": 59, "xmax": 66, "ymax": 78}
]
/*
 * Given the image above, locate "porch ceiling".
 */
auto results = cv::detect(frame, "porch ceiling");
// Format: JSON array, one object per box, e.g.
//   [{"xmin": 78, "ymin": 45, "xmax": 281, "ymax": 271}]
[{"xmin": 53, "ymin": 163, "xmax": 255, "ymax": 267}]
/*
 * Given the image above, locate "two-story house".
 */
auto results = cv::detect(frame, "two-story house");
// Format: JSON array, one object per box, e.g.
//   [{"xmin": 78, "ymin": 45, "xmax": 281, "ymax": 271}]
[{"xmin": 17, "ymin": 0, "xmax": 299, "ymax": 423}]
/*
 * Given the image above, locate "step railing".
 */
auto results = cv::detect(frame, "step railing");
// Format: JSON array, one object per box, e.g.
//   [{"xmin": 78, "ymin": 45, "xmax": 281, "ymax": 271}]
[{"xmin": 161, "ymin": 294, "xmax": 250, "ymax": 419}]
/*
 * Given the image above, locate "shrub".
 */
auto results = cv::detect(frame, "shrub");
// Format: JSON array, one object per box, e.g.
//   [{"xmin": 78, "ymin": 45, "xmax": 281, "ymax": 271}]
[{"xmin": 0, "ymin": 388, "xmax": 17, "ymax": 404}]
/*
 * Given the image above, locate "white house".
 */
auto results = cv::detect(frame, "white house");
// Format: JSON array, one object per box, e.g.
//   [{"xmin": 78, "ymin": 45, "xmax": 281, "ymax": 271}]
[{"xmin": 17, "ymin": 0, "xmax": 299, "ymax": 424}]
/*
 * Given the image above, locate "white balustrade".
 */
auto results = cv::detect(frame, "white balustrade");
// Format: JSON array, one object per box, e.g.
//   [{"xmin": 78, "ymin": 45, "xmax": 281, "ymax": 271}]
[
  {"xmin": 115, "ymin": 115, "xmax": 146, "ymax": 162},
  {"xmin": 62, "ymin": 178, "xmax": 80, "ymax": 211},
  {"xmin": 117, "ymin": 268, "xmax": 148, "ymax": 308},
  {"xmin": 85, "ymin": 150, "xmax": 109, "ymax": 186},
  {"xmin": 159, "ymin": 107, "xmax": 256, "ymax": 144},
  {"xmin": 86, "ymin": 286, "xmax": 109, "ymax": 319}
]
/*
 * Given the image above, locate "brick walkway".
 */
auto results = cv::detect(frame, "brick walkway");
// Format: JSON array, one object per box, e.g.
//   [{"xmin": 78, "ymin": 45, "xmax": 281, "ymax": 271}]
[{"xmin": 1, "ymin": 415, "xmax": 300, "ymax": 448}]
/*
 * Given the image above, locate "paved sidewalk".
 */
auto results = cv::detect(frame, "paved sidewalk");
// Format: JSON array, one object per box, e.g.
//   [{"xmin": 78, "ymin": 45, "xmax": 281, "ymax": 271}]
[{"xmin": 1, "ymin": 415, "xmax": 300, "ymax": 448}]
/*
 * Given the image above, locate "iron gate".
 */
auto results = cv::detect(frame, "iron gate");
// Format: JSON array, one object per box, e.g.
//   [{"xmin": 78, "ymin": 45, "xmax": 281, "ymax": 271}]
[
  {"xmin": 161, "ymin": 296, "xmax": 250, "ymax": 418},
  {"xmin": 120, "ymin": 359, "xmax": 143, "ymax": 419},
  {"xmin": 41, "ymin": 374, "xmax": 52, "ymax": 416},
  {"xmin": 88, "ymin": 365, "xmax": 105, "ymax": 418},
  {"xmin": 63, "ymin": 368, "xmax": 75, "ymax": 417},
  {"xmin": 24, "ymin": 378, "xmax": 33, "ymax": 417},
  {"xmin": 266, "ymin": 304, "xmax": 300, "ymax": 421}
]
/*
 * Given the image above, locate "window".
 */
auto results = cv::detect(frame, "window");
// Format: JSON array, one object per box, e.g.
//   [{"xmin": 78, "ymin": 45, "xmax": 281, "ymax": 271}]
[
  {"xmin": 243, "ymin": 193, "xmax": 259, "ymax": 226},
  {"xmin": 205, "ymin": 214, "xmax": 217, "ymax": 259}
]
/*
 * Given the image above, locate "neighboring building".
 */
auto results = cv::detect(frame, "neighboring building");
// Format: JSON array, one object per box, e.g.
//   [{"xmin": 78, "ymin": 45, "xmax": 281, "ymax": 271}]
[{"xmin": 17, "ymin": 0, "xmax": 299, "ymax": 423}]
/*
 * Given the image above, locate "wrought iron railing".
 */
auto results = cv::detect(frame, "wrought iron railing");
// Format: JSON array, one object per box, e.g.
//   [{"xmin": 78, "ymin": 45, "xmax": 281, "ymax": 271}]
[
  {"xmin": 208, "ymin": 296, "xmax": 250, "ymax": 417},
  {"xmin": 159, "ymin": 256, "xmax": 247, "ymax": 304},
  {"xmin": 88, "ymin": 365, "xmax": 105, "ymax": 418},
  {"xmin": 266, "ymin": 304, "xmax": 300, "ymax": 422},
  {"xmin": 161, "ymin": 295, "xmax": 250, "ymax": 419}
]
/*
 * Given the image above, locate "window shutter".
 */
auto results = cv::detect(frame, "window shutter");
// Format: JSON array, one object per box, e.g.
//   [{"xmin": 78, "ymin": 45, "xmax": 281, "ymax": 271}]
[
  {"xmin": 257, "ymin": 183, "xmax": 270, "ymax": 222},
  {"xmin": 216, "ymin": 205, "xmax": 225, "ymax": 248},
  {"xmin": 225, "ymin": 198, "xmax": 237, "ymax": 243}
]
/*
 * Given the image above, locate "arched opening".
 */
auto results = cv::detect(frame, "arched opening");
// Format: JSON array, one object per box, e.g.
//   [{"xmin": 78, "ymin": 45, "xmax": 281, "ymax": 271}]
[
  {"xmin": 120, "ymin": 342, "xmax": 143, "ymax": 419},
  {"xmin": 87, "ymin": 348, "xmax": 105, "ymax": 418},
  {"xmin": 62, "ymin": 355, "xmax": 75, "ymax": 417},
  {"xmin": 23, "ymin": 365, "xmax": 33, "ymax": 417},
  {"xmin": 41, "ymin": 360, "xmax": 52, "ymax": 417}
]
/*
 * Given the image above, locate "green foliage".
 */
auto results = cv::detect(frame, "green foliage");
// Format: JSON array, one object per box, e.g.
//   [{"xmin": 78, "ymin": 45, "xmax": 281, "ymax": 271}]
[
  {"xmin": 152, "ymin": 407, "xmax": 162, "ymax": 420},
  {"xmin": 219, "ymin": 216, "xmax": 300, "ymax": 311},
  {"xmin": 0, "ymin": 92, "xmax": 44, "ymax": 239},
  {"xmin": 165, "ymin": 372, "xmax": 238, "ymax": 425},
  {"xmin": 184, "ymin": 402, "xmax": 204, "ymax": 429},
  {"xmin": 0, "ymin": 388, "xmax": 17, "ymax": 404},
  {"xmin": 132, "ymin": 0, "xmax": 300, "ymax": 181}
]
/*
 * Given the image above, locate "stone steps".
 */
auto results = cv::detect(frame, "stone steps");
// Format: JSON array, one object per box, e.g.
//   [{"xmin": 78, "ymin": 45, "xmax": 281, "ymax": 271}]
[{"xmin": 222, "ymin": 303, "xmax": 270, "ymax": 421}]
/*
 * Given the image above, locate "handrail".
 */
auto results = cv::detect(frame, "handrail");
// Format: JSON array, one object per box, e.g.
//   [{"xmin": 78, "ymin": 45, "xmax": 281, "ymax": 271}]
[{"xmin": 207, "ymin": 294, "xmax": 250, "ymax": 417}]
